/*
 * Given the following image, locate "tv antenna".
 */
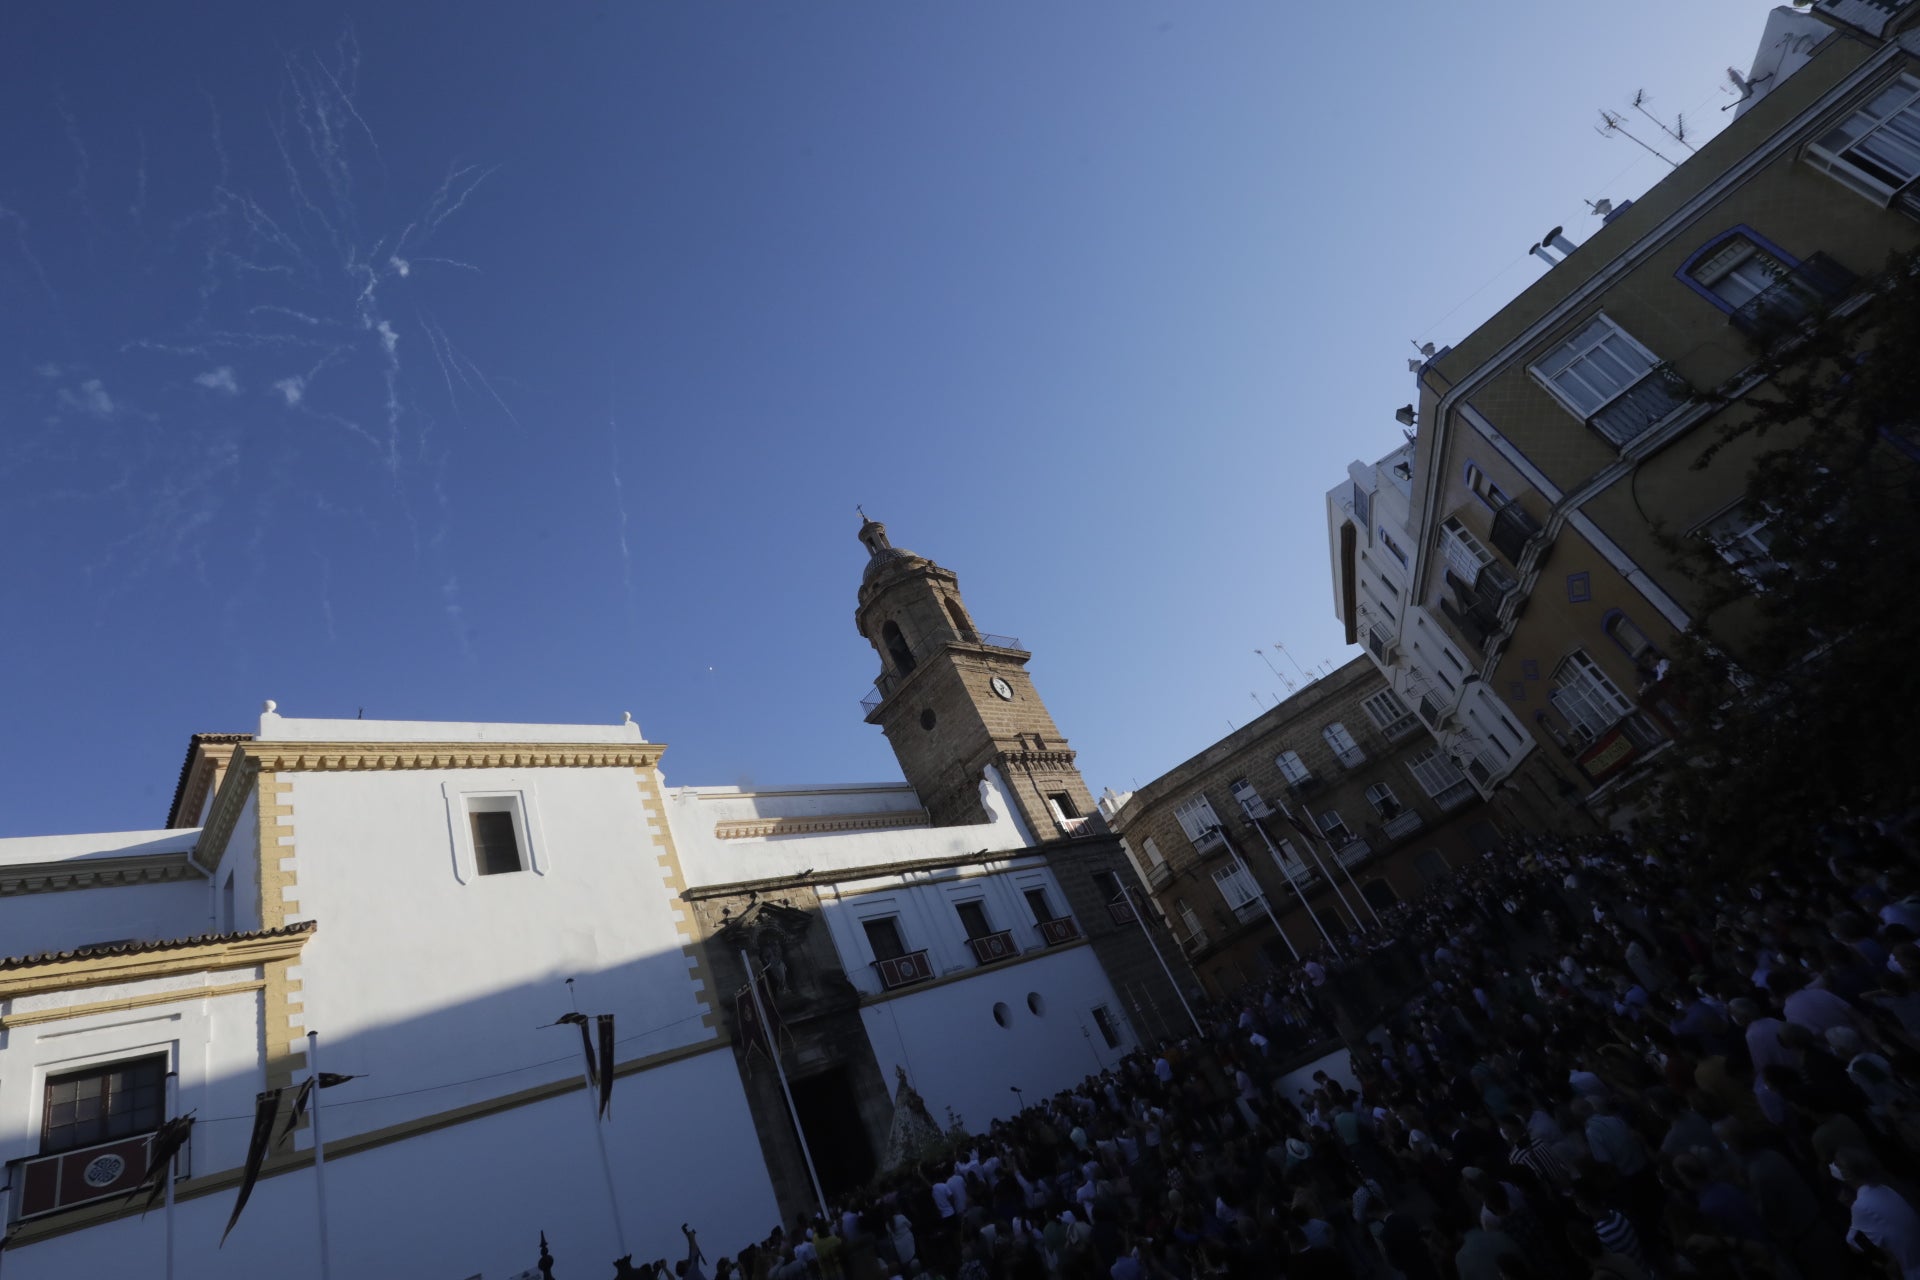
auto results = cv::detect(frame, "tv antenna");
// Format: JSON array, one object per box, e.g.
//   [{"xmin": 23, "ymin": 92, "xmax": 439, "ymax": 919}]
[
  {"xmin": 1595, "ymin": 109, "xmax": 1680, "ymax": 169},
  {"xmin": 1630, "ymin": 89, "xmax": 1695, "ymax": 153}
]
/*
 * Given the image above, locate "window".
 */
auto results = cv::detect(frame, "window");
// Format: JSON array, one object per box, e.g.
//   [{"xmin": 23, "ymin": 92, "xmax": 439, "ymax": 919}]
[
  {"xmin": 1024, "ymin": 887, "xmax": 1058, "ymax": 922},
  {"xmin": 862, "ymin": 917, "xmax": 908, "ymax": 962},
  {"xmin": 42, "ymin": 1056, "xmax": 167, "ymax": 1156},
  {"xmin": 1091, "ymin": 869, "xmax": 1125, "ymax": 906},
  {"xmin": 1175, "ymin": 898, "xmax": 1202, "ymax": 939},
  {"xmin": 944, "ymin": 597, "xmax": 978, "ymax": 643},
  {"xmin": 1550, "ymin": 649, "xmax": 1635, "ymax": 742},
  {"xmin": 1228, "ymin": 778, "xmax": 1270, "ymax": 817},
  {"xmin": 1697, "ymin": 503, "xmax": 1783, "ymax": 587},
  {"xmin": 1321, "ymin": 722, "xmax": 1366, "ymax": 768},
  {"xmin": 1379, "ymin": 528, "xmax": 1409, "ymax": 567},
  {"xmin": 1172, "ymin": 794, "xmax": 1224, "ymax": 847},
  {"xmin": 1047, "ymin": 792, "xmax": 1080, "ymax": 821},
  {"xmin": 1464, "ymin": 463, "xmax": 1511, "ymax": 510},
  {"xmin": 1211, "ymin": 861, "xmax": 1263, "ymax": 921},
  {"xmin": 1364, "ymin": 783, "xmax": 1403, "ymax": 820},
  {"xmin": 1441, "ymin": 517, "xmax": 1493, "ymax": 586},
  {"xmin": 1530, "ymin": 314, "xmax": 1686, "ymax": 447},
  {"xmin": 955, "ymin": 900, "xmax": 995, "ymax": 941},
  {"xmin": 1806, "ymin": 73, "xmax": 1920, "ymax": 206},
  {"xmin": 1091, "ymin": 1005, "xmax": 1122, "ymax": 1049},
  {"xmin": 1271, "ymin": 838, "xmax": 1309, "ymax": 881},
  {"xmin": 1274, "ymin": 750, "xmax": 1311, "ymax": 785},
  {"xmin": 1317, "ymin": 810, "xmax": 1355, "ymax": 847},
  {"xmin": 468, "ymin": 801, "xmax": 526, "ymax": 876},
  {"xmin": 1361, "ymin": 688, "xmax": 1419, "ymax": 740},
  {"xmin": 1139, "ymin": 836, "xmax": 1164, "ymax": 868},
  {"xmin": 1406, "ymin": 745, "xmax": 1475, "ymax": 808},
  {"xmin": 881, "ymin": 620, "xmax": 916, "ymax": 675},
  {"xmin": 1603, "ymin": 611, "xmax": 1660, "ymax": 663},
  {"xmin": 1686, "ymin": 234, "xmax": 1792, "ymax": 311}
]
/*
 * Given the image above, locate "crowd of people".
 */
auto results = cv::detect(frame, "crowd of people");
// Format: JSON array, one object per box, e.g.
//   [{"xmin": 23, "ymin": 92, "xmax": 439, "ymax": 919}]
[{"xmin": 663, "ymin": 814, "xmax": 1920, "ymax": 1280}]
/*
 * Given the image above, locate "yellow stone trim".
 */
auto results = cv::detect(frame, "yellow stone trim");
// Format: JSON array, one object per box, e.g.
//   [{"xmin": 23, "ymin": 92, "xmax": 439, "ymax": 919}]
[
  {"xmin": 859, "ymin": 937, "xmax": 1088, "ymax": 1008},
  {"xmin": 0, "ymin": 853, "xmax": 201, "ymax": 897},
  {"xmin": 254, "ymin": 772, "xmax": 308, "ymax": 1135},
  {"xmin": 714, "ymin": 810, "xmax": 931, "ymax": 840},
  {"xmin": 0, "ymin": 929, "xmax": 313, "ymax": 1000},
  {"xmin": 0, "ymin": 980, "xmax": 266, "ymax": 1030},
  {"xmin": 4, "ymin": 1036, "xmax": 732, "ymax": 1248},
  {"xmin": 636, "ymin": 766, "xmax": 721, "ymax": 1032}
]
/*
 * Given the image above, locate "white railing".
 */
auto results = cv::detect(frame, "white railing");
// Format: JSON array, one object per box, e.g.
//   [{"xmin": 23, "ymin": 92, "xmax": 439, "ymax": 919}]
[{"xmin": 1383, "ymin": 810, "xmax": 1424, "ymax": 839}]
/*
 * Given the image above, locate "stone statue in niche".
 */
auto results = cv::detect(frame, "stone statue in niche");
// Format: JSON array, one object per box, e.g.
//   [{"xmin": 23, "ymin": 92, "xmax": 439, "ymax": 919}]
[{"xmin": 755, "ymin": 923, "xmax": 790, "ymax": 996}]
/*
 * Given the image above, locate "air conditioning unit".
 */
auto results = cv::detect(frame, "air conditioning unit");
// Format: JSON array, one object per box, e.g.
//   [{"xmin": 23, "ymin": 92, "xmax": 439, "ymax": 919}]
[{"xmin": 1366, "ymin": 625, "xmax": 1398, "ymax": 663}]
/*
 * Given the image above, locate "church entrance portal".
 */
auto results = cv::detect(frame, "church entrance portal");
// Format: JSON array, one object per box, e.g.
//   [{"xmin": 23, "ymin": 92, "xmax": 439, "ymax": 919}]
[{"xmin": 788, "ymin": 1066, "xmax": 876, "ymax": 1197}]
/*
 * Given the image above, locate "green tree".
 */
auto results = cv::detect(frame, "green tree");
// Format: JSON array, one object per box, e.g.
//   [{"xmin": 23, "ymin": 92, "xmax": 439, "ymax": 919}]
[{"xmin": 1651, "ymin": 248, "xmax": 1920, "ymax": 868}]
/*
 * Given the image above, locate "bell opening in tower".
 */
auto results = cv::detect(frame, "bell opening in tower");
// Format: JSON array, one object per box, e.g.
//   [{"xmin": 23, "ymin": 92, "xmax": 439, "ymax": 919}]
[{"xmin": 882, "ymin": 620, "xmax": 916, "ymax": 675}]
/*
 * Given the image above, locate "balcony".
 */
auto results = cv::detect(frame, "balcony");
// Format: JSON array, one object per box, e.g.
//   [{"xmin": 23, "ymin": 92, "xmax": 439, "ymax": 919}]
[
  {"xmin": 1330, "ymin": 745, "xmax": 1367, "ymax": 770},
  {"xmin": 1366, "ymin": 623, "xmax": 1397, "ymax": 664},
  {"xmin": 1333, "ymin": 838, "xmax": 1372, "ymax": 867},
  {"xmin": 1190, "ymin": 827, "xmax": 1231, "ymax": 860},
  {"xmin": 1589, "ymin": 368, "xmax": 1691, "ymax": 448},
  {"xmin": 966, "ymin": 931, "xmax": 1019, "ymax": 966},
  {"xmin": 976, "ymin": 633, "xmax": 1024, "ymax": 651},
  {"xmin": 859, "ymin": 685, "xmax": 883, "ymax": 714},
  {"xmin": 1730, "ymin": 253, "xmax": 1855, "ymax": 340},
  {"xmin": 873, "ymin": 950, "xmax": 935, "ymax": 991},
  {"xmin": 1177, "ymin": 928, "xmax": 1210, "ymax": 956},
  {"xmin": 1433, "ymin": 779, "xmax": 1477, "ymax": 811},
  {"xmin": 1039, "ymin": 916, "xmax": 1084, "ymax": 945},
  {"xmin": 1381, "ymin": 809, "xmax": 1424, "ymax": 840},
  {"xmin": 1102, "ymin": 899, "xmax": 1134, "ymax": 927},
  {"xmin": 1057, "ymin": 815, "xmax": 1090, "ymax": 836},
  {"xmin": 1144, "ymin": 860, "xmax": 1173, "ymax": 889},
  {"xmin": 1285, "ymin": 774, "xmax": 1325, "ymax": 799},
  {"xmin": 1418, "ymin": 691, "xmax": 1453, "ymax": 730},
  {"xmin": 10, "ymin": 1130, "xmax": 181, "ymax": 1222},
  {"xmin": 1489, "ymin": 500, "xmax": 1543, "ymax": 565}
]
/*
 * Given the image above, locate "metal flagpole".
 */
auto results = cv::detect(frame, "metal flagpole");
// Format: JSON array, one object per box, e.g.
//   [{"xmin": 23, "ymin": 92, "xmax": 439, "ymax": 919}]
[
  {"xmin": 1237, "ymin": 804, "xmax": 1335, "ymax": 954},
  {"xmin": 740, "ymin": 950, "xmax": 828, "ymax": 1217},
  {"xmin": 1236, "ymin": 802, "xmax": 1339, "ymax": 957},
  {"xmin": 305, "ymin": 1032, "xmax": 334, "ymax": 1280},
  {"xmin": 1301, "ymin": 805, "xmax": 1383, "ymax": 927},
  {"xmin": 567, "ymin": 981, "xmax": 630, "ymax": 1259},
  {"xmin": 163, "ymin": 1071, "xmax": 177, "ymax": 1280},
  {"xmin": 1209, "ymin": 826, "xmax": 1297, "ymax": 961},
  {"xmin": 1115, "ymin": 886, "xmax": 1203, "ymax": 1035},
  {"xmin": 1285, "ymin": 802, "xmax": 1365, "ymax": 932}
]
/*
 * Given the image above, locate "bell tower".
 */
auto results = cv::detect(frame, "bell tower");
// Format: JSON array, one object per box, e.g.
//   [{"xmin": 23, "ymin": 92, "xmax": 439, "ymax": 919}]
[{"xmin": 854, "ymin": 517, "xmax": 1095, "ymax": 838}]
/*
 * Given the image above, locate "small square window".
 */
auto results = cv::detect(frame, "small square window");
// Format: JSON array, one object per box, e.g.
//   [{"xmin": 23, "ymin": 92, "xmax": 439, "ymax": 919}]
[
  {"xmin": 445, "ymin": 783, "xmax": 545, "ymax": 882},
  {"xmin": 469, "ymin": 808, "xmax": 523, "ymax": 876}
]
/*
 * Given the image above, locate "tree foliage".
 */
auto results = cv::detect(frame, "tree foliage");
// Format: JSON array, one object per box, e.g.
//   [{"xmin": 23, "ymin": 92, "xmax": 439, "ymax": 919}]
[{"xmin": 1650, "ymin": 248, "xmax": 1920, "ymax": 868}]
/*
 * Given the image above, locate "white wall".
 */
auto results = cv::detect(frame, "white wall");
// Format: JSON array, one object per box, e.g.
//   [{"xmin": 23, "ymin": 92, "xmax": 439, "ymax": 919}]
[
  {"xmin": 285, "ymin": 765, "xmax": 716, "ymax": 1141},
  {"xmin": 0, "ymin": 830, "xmax": 212, "ymax": 958},
  {"xmin": 5, "ymin": 1046, "xmax": 779, "ymax": 1280},
  {"xmin": 860, "ymin": 946, "xmax": 1133, "ymax": 1134}
]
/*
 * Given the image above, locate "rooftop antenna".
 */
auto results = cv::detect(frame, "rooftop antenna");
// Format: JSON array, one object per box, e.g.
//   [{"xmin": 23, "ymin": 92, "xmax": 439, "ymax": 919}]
[
  {"xmin": 1723, "ymin": 66, "xmax": 1770, "ymax": 111},
  {"xmin": 1631, "ymin": 89, "xmax": 1696, "ymax": 153},
  {"xmin": 1596, "ymin": 109, "xmax": 1680, "ymax": 168},
  {"xmin": 1273, "ymin": 641, "xmax": 1311, "ymax": 682},
  {"xmin": 1255, "ymin": 648, "xmax": 1287, "ymax": 687}
]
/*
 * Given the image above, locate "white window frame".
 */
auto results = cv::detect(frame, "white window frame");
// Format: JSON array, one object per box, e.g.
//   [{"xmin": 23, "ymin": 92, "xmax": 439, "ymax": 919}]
[
  {"xmin": 1274, "ymin": 750, "xmax": 1311, "ymax": 785},
  {"xmin": 1361, "ymin": 688, "xmax": 1420, "ymax": 740},
  {"xmin": 1139, "ymin": 835, "xmax": 1165, "ymax": 867},
  {"xmin": 1440, "ymin": 517, "xmax": 1493, "ymax": 586},
  {"xmin": 443, "ymin": 780, "xmax": 548, "ymax": 883},
  {"xmin": 1211, "ymin": 861, "xmax": 1263, "ymax": 922},
  {"xmin": 1271, "ymin": 838, "xmax": 1310, "ymax": 883},
  {"xmin": 1465, "ymin": 463, "xmax": 1511, "ymax": 509},
  {"xmin": 1364, "ymin": 783, "xmax": 1402, "ymax": 819},
  {"xmin": 1529, "ymin": 314, "xmax": 1663, "ymax": 420},
  {"xmin": 1228, "ymin": 778, "xmax": 1270, "ymax": 818},
  {"xmin": 1696, "ymin": 502, "xmax": 1783, "ymax": 587},
  {"xmin": 1806, "ymin": 72, "xmax": 1920, "ymax": 206},
  {"xmin": 1172, "ymin": 794, "xmax": 1224, "ymax": 847},
  {"xmin": 1405, "ymin": 744, "xmax": 1469, "ymax": 800},
  {"xmin": 1317, "ymin": 809, "xmax": 1355, "ymax": 847},
  {"xmin": 1321, "ymin": 722, "xmax": 1366, "ymax": 768},
  {"xmin": 1550, "ymin": 649, "xmax": 1636, "ymax": 742}
]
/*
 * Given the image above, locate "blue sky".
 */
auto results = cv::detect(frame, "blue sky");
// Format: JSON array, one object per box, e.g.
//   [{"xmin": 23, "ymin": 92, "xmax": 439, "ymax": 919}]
[{"xmin": 1, "ymin": 0, "xmax": 1778, "ymax": 835}]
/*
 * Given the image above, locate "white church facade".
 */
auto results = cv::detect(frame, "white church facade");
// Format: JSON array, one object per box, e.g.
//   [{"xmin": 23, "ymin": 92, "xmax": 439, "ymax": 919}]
[{"xmin": 0, "ymin": 523, "xmax": 1189, "ymax": 1278}]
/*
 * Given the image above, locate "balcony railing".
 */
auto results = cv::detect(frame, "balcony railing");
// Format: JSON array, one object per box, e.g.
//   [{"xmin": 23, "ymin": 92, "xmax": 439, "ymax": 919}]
[
  {"xmin": 1730, "ymin": 253, "xmax": 1856, "ymax": 339},
  {"xmin": 1418, "ymin": 691, "xmax": 1452, "ymax": 729},
  {"xmin": 966, "ymin": 931, "xmax": 1019, "ymax": 966},
  {"xmin": 1489, "ymin": 499, "xmax": 1543, "ymax": 565},
  {"xmin": 1366, "ymin": 624, "xmax": 1397, "ymax": 664},
  {"xmin": 1177, "ymin": 928, "xmax": 1209, "ymax": 955},
  {"xmin": 1190, "ymin": 827, "xmax": 1230, "ymax": 859},
  {"xmin": 1040, "ymin": 916, "xmax": 1084, "ymax": 944},
  {"xmin": 1057, "ymin": 815, "xmax": 1090, "ymax": 836},
  {"xmin": 1144, "ymin": 861, "xmax": 1173, "ymax": 889},
  {"xmin": 873, "ymin": 950, "xmax": 935, "ymax": 991},
  {"xmin": 977, "ymin": 633, "xmax": 1024, "ymax": 651},
  {"xmin": 1331, "ymin": 746, "xmax": 1367, "ymax": 770},
  {"xmin": 1433, "ymin": 779, "xmax": 1477, "ymax": 811},
  {"xmin": 1590, "ymin": 369, "xmax": 1691, "ymax": 448},
  {"xmin": 1103, "ymin": 899, "xmax": 1134, "ymax": 927},
  {"xmin": 1333, "ymin": 838, "xmax": 1372, "ymax": 867},
  {"xmin": 10, "ymin": 1129, "xmax": 182, "ymax": 1222},
  {"xmin": 1381, "ymin": 809, "xmax": 1424, "ymax": 840},
  {"xmin": 859, "ymin": 685, "xmax": 883, "ymax": 714}
]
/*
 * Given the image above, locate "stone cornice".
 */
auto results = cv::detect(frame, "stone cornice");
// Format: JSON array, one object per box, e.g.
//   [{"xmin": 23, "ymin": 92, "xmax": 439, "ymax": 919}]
[
  {"xmin": 0, "ymin": 853, "xmax": 202, "ymax": 897},
  {"xmin": 682, "ymin": 847, "xmax": 1046, "ymax": 901},
  {"xmin": 0, "ymin": 924, "xmax": 316, "ymax": 999},
  {"xmin": 714, "ymin": 810, "xmax": 931, "ymax": 841},
  {"xmin": 1000, "ymin": 748, "xmax": 1078, "ymax": 771},
  {"xmin": 195, "ymin": 740, "xmax": 668, "ymax": 871}
]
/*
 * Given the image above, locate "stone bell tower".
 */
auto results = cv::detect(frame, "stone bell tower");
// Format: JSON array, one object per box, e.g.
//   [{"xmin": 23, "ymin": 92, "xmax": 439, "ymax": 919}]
[{"xmin": 854, "ymin": 516, "xmax": 1095, "ymax": 838}]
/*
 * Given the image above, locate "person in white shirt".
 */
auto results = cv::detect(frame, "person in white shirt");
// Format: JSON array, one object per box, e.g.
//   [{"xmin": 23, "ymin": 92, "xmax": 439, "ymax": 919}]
[
  {"xmin": 930, "ymin": 1176, "xmax": 956, "ymax": 1219},
  {"xmin": 1838, "ymin": 1147, "xmax": 1920, "ymax": 1279},
  {"xmin": 944, "ymin": 1171, "xmax": 968, "ymax": 1215},
  {"xmin": 1153, "ymin": 1055, "xmax": 1173, "ymax": 1083}
]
